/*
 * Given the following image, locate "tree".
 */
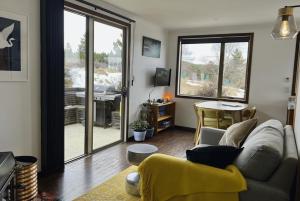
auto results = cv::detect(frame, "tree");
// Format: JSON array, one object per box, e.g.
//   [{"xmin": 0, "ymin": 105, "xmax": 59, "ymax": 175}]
[
  {"xmin": 94, "ymin": 52, "xmax": 108, "ymax": 66},
  {"xmin": 64, "ymin": 68, "xmax": 73, "ymax": 88},
  {"xmin": 65, "ymin": 43, "xmax": 74, "ymax": 59},
  {"xmin": 78, "ymin": 35, "xmax": 86, "ymax": 62},
  {"xmin": 223, "ymin": 48, "xmax": 246, "ymax": 89},
  {"xmin": 231, "ymin": 48, "xmax": 245, "ymax": 66},
  {"xmin": 109, "ymin": 34, "xmax": 123, "ymax": 58}
]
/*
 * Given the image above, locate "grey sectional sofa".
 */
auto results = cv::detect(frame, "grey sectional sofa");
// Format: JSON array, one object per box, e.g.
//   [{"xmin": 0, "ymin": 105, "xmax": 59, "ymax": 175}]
[{"xmin": 200, "ymin": 119, "xmax": 298, "ymax": 201}]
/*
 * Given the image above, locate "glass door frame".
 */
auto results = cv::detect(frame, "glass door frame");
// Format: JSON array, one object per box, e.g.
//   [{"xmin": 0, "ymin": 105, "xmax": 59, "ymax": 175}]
[
  {"xmin": 91, "ymin": 17, "xmax": 127, "ymax": 153},
  {"xmin": 64, "ymin": 2, "xmax": 131, "ymax": 161}
]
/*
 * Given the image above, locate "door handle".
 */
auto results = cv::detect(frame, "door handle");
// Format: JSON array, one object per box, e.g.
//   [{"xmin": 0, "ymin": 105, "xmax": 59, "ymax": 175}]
[{"xmin": 121, "ymin": 86, "xmax": 128, "ymax": 97}]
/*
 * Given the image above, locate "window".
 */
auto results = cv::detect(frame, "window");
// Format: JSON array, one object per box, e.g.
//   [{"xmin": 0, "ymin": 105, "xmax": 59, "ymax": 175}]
[{"xmin": 176, "ymin": 33, "xmax": 253, "ymax": 102}]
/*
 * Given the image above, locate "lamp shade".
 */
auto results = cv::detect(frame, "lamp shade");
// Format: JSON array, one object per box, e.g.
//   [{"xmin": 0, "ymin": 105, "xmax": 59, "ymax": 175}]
[{"xmin": 271, "ymin": 7, "xmax": 298, "ymax": 39}]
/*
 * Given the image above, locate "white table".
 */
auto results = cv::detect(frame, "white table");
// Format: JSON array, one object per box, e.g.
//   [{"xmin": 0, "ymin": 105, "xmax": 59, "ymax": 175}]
[{"xmin": 195, "ymin": 101, "xmax": 248, "ymax": 120}]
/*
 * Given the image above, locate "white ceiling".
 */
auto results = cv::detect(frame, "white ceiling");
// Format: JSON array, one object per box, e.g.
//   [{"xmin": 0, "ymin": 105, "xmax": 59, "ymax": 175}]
[{"xmin": 101, "ymin": 0, "xmax": 300, "ymax": 30}]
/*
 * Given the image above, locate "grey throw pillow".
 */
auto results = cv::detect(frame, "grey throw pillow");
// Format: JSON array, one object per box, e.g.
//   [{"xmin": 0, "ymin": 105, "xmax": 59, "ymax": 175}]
[
  {"xmin": 234, "ymin": 119, "xmax": 284, "ymax": 181},
  {"xmin": 218, "ymin": 118, "xmax": 257, "ymax": 147}
]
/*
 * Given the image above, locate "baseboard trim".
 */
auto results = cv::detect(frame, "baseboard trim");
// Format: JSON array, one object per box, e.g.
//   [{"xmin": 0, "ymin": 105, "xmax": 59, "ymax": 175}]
[
  {"xmin": 126, "ymin": 126, "xmax": 195, "ymax": 141},
  {"xmin": 174, "ymin": 125, "xmax": 196, "ymax": 132},
  {"xmin": 127, "ymin": 136, "xmax": 134, "ymax": 141}
]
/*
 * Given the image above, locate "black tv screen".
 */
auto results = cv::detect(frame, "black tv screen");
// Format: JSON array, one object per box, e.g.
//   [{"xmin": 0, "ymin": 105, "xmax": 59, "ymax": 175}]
[{"xmin": 155, "ymin": 68, "xmax": 171, "ymax": 86}]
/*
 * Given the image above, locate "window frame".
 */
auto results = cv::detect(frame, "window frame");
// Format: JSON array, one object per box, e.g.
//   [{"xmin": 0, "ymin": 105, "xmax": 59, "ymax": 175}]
[{"xmin": 175, "ymin": 33, "xmax": 254, "ymax": 103}]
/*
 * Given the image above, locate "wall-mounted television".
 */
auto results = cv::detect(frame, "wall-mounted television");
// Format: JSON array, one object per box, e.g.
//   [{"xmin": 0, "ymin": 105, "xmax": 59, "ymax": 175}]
[{"xmin": 154, "ymin": 68, "xmax": 171, "ymax": 86}]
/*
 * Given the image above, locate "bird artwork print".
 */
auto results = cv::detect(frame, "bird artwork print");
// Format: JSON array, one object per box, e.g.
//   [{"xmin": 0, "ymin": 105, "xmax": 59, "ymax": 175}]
[{"xmin": 0, "ymin": 23, "xmax": 15, "ymax": 49}]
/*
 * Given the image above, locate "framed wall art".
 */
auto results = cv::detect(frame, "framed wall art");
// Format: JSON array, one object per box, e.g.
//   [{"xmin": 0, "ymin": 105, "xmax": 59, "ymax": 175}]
[
  {"xmin": 0, "ymin": 11, "xmax": 28, "ymax": 81},
  {"xmin": 142, "ymin": 36, "xmax": 161, "ymax": 58}
]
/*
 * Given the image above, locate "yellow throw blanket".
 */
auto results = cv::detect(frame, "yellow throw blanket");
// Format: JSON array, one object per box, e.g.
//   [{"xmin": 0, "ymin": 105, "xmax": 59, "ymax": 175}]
[{"xmin": 138, "ymin": 154, "xmax": 246, "ymax": 201}]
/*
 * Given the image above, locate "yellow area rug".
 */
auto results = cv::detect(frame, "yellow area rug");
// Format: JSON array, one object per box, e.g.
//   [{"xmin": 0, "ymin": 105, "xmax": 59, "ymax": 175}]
[{"xmin": 74, "ymin": 166, "xmax": 141, "ymax": 201}]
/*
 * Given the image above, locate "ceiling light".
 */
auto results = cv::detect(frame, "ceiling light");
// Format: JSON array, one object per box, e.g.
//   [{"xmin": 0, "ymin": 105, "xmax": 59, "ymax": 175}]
[{"xmin": 271, "ymin": 6, "xmax": 299, "ymax": 40}]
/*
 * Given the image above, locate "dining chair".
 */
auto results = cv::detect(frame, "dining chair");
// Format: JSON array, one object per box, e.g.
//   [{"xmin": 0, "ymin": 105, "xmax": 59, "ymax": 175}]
[
  {"xmin": 242, "ymin": 106, "xmax": 257, "ymax": 120},
  {"xmin": 199, "ymin": 109, "xmax": 225, "ymax": 128},
  {"xmin": 223, "ymin": 106, "xmax": 257, "ymax": 126},
  {"xmin": 193, "ymin": 106, "xmax": 227, "ymax": 144},
  {"xmin": 221, "ymin": 112, "xmax": 235, "ymax": 128}
]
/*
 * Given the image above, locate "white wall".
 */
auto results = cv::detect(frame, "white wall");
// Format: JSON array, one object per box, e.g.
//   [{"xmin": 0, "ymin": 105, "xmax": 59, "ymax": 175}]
[
  {"xmin": 0, "ymin": 0, "xmax": 40, "ymax": 161},
  {"xmin": 128, "ymin": 19, "xmax": 167, "ymax": 123},
  {"xmin": 167, "ymin": 24, "xmax": 296, "ymax": 128}
]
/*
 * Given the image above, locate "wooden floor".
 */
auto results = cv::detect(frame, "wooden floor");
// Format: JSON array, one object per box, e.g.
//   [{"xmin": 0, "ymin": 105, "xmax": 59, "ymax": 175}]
[{"xmin": 38, "ymin": 128, "xmax": 194, "ymax": 200}]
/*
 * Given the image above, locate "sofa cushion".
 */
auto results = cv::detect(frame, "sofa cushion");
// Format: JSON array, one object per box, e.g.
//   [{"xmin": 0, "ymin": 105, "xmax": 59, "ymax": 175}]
[
  {"xmin": 218, "ymin": 118, "xmax": 257, "ymax": 147},
  {"xmin": 193, "ymin": 144, "xmax": 211, "ymax": 149},
  {"xmin": 187, "ymin": 145, "xmax": 243, "ymax": 169},
  {"xmin": 234, "ymin": 119, "xmax": 284, "ymax": 181}
]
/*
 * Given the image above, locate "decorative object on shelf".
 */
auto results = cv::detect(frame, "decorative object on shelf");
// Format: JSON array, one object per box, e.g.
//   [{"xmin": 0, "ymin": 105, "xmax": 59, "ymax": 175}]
[
  {"xmin": 163, "ymin": 91, "xmax": 173, "ymax": 102},
  {"xmin": 142, "ymin": 36, "xmax": 161, "ymax": 58},
  {"xmin": 271, "ymin": 5, "xmax": 299, "ymax": 39},
  {"xmin": 160, "ymin": 120, "xmax": 172, "ymax": 129},
  {"xmin": 159, "ymin": 105, "xmax": 167, "ymax": 116},
  {"xmin": 156, "ymin": 98, "xmax": 164, "ymax": 103},
  {"xmin": 130, "ymin": 120, "xmax": 149, "ymax": 141},
  {"xmin": 0, "ymin": 11, "xmax": 28, "ymax": 81}
]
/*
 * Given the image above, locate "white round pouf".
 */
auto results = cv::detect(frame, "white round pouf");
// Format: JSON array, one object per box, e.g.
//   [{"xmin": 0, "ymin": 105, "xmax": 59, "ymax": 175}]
[
  {"xmin": 125, "ymin": 172, "xmax": 140, "ymax": 196},
  {"xmin": 126, "ymin": 144, "xmax": 158, "ymax": 166}
]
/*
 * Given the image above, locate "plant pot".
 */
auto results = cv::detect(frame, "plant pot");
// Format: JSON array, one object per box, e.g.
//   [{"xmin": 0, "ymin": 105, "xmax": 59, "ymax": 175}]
[
  {"xmin": 133, "ymin": 130, "xmax": 146, "ymax": 142},
  {"xmin": 146, "ymin": 127, "xmax": 154, "ymax": 138}
]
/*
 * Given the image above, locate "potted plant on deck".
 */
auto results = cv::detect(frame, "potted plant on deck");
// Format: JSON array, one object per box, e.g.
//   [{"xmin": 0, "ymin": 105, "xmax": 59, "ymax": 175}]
[{"xmin": 130, "ymin": 120, "xmax": 149, "ymax": 141}]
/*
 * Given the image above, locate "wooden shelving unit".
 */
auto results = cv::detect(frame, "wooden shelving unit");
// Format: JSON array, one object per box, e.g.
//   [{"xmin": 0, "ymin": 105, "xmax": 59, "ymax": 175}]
[{"xmin": 148, "ymin": 102, "xmax": 175, "ymax": 134}]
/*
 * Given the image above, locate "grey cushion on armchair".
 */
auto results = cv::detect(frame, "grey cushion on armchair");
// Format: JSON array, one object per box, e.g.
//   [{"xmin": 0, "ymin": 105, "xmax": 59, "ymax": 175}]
[{"xmin": 200, "ymin": 127, "xmax": 225, "ymax": 145}]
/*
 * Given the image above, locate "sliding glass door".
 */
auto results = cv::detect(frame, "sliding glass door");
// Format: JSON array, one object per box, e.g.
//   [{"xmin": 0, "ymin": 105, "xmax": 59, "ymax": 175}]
[
  {"xmin": 64, "ymin": 11, "xmax": 87, "ymax": 161},
  {"xmin": 93, "ymin": 21, "xmax": 124, "ymax": 150},
  {"xmin": 64, "ymin": 9, "xmax": 129, "ymax": 162}
]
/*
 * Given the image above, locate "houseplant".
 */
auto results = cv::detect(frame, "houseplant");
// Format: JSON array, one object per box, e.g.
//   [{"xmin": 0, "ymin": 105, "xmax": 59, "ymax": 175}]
[
  {"xmin": 130, "ymin": 120, "xmax": 149, "ymax": 141},
  {"xmin": 146, "ymin": 125, "xmax": 154, "ymax": 138},
  {"xmin": 140, "ymin": 103, "xmax": 154, "ymax": 139}
]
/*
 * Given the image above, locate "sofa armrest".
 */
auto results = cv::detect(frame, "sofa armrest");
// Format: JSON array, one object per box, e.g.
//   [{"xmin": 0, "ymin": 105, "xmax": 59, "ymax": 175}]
[
  {"xmin": 240, "ymin": 179, "xmax": 289, "ymax": 201},
  {"xmin": 267, "ymin": 126, "xmax": 298, "ymax": 195},
  {"xmin": 200, "ymin": 127, "xmax": 226, "ymax": 145}
]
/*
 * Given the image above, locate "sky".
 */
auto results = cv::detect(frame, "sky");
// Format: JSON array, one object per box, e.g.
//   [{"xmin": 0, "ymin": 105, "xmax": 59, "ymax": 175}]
[
  {"xmin": 64, "ymin": 11, "xmax": 122, "ymax": 54},
  {"xmin": 182, "ymin": 42, "xmax": 248, "ymax": 64},
  {"xmin": 182, "ymin": 43, "xmax": 220, "ymax": 64}
]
